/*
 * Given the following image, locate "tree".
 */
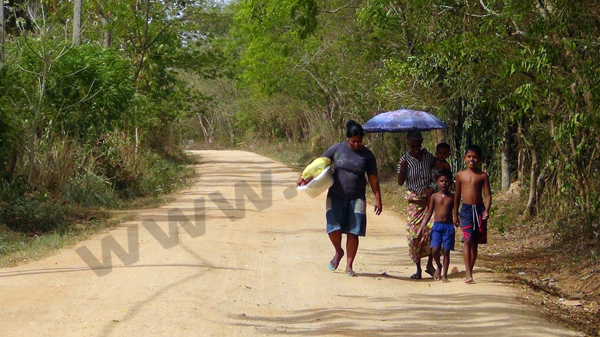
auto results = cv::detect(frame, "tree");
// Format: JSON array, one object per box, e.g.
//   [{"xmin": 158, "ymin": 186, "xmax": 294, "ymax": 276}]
[{"xmin": 73, "ymin": 0, "xmax": 81, "ymax": 44}]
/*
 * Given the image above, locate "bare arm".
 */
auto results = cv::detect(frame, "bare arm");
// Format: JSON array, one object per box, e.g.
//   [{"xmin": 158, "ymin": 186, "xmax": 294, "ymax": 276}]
[
  {"xmin": 421, "ymin": 194, "xmax": 435, "ymax": 229},
  {"xmin": 397, "ymin": 160, "xmax": 407, "ymax": 186},
  {"xmin": 368, "ymin": 174, "xmax": 382, "ymax": 215},
  {"xmin": 453, "ymin": 173, "xmax": 462, "ymax": 227},
  {"xmin": 482, "ymin": 173, "xmax": 492, "ymax": 220}
]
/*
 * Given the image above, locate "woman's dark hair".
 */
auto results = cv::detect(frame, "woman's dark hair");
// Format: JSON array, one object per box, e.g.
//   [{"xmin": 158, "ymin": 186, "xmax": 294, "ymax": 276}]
[
  {"xmin": 346, "ymin": 120, "xmax": 365, "ymax": 138},
  {"xmin": 436, "ymin": 169, "xmax": 453, "ymax": 181}
]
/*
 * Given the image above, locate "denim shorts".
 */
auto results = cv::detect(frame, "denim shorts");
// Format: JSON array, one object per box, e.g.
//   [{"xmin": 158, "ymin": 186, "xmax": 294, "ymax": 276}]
[{"xmin": 326, "ymin": 193, "xmax": 366, "ymax": 236}]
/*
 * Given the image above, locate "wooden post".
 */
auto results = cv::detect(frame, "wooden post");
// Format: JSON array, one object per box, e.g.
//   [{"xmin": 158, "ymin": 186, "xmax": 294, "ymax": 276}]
[{"xmin": 73, "ymin": 0, "xmax": 82, "ymax": 44}]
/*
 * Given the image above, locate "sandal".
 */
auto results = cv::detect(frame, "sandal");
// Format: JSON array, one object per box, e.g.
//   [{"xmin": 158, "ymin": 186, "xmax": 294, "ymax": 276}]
[{"xmin": 410, "ymin": 273, "xmax": 422, "ymax": 280}]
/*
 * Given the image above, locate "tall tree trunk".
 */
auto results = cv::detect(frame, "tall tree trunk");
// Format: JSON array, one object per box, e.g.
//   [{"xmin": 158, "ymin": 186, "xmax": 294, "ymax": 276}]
[
  {"xmin": 28, "ymin": 65, "xmax": 48, "ymax": 185},
  {"xmin": 133, "ymin": 0, "xmax": 151, "ymax": 82},
  {"xmin": 517, "ymin": 147, "xmax": 525, "ymax": 181},
  {"xmin": 4, "ymin": 154, "xmax": 16, "ymax": 181},
  {"xmin": 73, "ymin": 0, "xmax": 82, "ymax": 44},
  {"xmin": 394, "ymin": 1, "xmax": 413, "ymax": 55},
  {"xmin": 536, "ymin": 161, "xmax": 550, "ymax": 207},
  {"xmin": 526, "ymin": 147, "xmax": 538, "ymax": 217},
  {"xmin": 501, "ymin": 131, "xmax": 511, "ymax": 191},
  {"xmin": 99, "ymin": 7, "xmax": 113, "ymax": 47}
]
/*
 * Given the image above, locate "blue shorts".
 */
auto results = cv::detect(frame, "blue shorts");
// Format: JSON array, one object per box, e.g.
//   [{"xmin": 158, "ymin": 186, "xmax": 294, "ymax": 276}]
[
  {"xmin": 430, "ymin": 222, "xmax": 455, "ymax": 251},
  {"xmin": 326, "ymin": 193, "xmax": 366, "ymax": 236},
  {"xmin": 460, "ymin": 204, "xmax": 487, "ymax": 244}
]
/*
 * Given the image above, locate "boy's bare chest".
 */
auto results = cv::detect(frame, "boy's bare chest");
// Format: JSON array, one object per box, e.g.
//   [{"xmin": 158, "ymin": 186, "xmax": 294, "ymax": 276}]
[
  {"xmin": 461, "ymin": 173, "xmax": 484, "ymax": 187},
  {"xmin": 435, "ymin": 194, "xmax": 454, "ymax": 207}
]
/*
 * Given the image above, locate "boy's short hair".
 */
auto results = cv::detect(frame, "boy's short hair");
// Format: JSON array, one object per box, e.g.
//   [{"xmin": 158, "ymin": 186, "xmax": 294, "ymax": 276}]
[
  {"xmin": 436, "ymin": 169, "xmax": 453, "ymax": 181},
  {"xmin": 465, "ymin": 144, "xmax": 482, "ymax": 157},
  {"xmin": 436, "ymin": 142, "xmax": 451, "ymax": 151}
]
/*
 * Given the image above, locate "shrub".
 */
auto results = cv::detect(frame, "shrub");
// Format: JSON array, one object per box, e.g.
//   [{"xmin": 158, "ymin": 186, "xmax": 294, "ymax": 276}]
[
  {"xmin": 0, "ymin": 178, "xmax": 70, "ymax": 233},
  {"xmin": 63, "ymin": 171, "xmax": 119, "ymax": 208}
]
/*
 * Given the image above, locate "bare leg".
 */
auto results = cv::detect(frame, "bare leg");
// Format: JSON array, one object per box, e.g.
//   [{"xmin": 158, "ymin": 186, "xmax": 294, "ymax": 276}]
[
  {"xmin": 431, "ymin": 246, "xmax": 442, "ymax": 280},
  {"xmin": 425, "ymin": 253, "xmax": 436, "ymax": 277},
  {"xmin": 411, "ymin": 260, "xmax": 422, "ymax": 279},
  {"xmin": 328, "ymin": 230, "xmax": 344, "ymax": 270},
  {"xmin": 442, "ymin": 249, "xmax": 450, "ymax": 283},
  {"xmin": 463, "ymin": 238, "xmax": 474, "ymax": 282},
  {"xmin": 470, "ymin": 243, "xmax": 478, "ymax": 271},
  {"xmin": 345, "ymin": 234, "xmax": 359, "ymax": 275}
]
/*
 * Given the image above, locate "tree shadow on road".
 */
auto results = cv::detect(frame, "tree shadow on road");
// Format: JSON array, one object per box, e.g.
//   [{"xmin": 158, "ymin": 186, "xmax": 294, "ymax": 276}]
[{"xmin": 228, "ymin": 292, "xmax": 576, "ymax": 336}]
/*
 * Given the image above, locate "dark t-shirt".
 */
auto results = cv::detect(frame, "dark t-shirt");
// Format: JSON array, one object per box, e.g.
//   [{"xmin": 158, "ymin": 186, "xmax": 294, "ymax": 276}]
[{"xmin": 322, "ymin": 142, "xmax": 378, "ymax": 198}]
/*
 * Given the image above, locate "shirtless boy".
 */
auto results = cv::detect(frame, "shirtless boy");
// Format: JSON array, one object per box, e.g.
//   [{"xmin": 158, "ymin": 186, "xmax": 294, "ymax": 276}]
[
  {"xmin": 453, "ymin": 145, "xmax": 492, "ymax": 284},
  {"xmin": 420, "ymin": 169, "xmax": 456, "ymax": 283}
]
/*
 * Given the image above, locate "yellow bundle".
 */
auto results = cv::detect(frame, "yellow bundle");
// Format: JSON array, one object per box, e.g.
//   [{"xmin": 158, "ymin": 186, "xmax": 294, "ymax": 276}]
[{"xmin": 301, "ymin": 157, "xmax": 331, "ymax": 180}]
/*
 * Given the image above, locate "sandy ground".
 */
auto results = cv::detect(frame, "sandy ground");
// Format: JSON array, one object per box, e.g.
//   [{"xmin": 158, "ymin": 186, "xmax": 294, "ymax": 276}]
[{"xmin": 0, "ymin": 150, "xmax": 582, "ymax": 337}]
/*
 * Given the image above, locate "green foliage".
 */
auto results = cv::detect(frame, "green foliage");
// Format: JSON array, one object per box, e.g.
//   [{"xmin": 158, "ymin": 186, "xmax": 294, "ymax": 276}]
[
  {"xmin": 0, "ymin": 178, "xmax": 70, "ymax": 233},
  {"xmin": 216, "ymin": 0, "xmax": 600, "ymax": 249},
  {"xmin": 96, "ymin": 132, "xmax": 194, "ymax": 199},
  {"xmin": 63, "ymin": 171, "xmax": 119, "ymax": 208},
  {"xmin": 0, "ymin": 0, "xmax": 224, "ymax": 241},
  {"xmin": 43, "ymin": 45, "xmax": 135, "ymax": 141}
]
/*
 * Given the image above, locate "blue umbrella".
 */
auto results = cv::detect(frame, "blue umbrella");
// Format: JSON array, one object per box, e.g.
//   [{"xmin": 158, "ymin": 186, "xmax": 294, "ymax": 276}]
[{"xmin": 362, "ymin": 109, "xmax": 448, "ymax": 133}]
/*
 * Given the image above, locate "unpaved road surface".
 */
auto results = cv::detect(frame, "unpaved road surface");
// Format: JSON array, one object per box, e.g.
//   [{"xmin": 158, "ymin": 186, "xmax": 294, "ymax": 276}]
[{"xmin": 0, "ymin": 151, "xmax": 581, "ymax": 336}]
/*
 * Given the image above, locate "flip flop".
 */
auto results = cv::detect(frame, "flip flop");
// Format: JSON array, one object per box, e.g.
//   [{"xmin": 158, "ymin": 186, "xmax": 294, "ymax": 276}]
[
  {"xmin": 328, "ymin": 262, "xmax": 337, "ymax": 271},
  {"xmin": 465, "ymin": 278, "xmax": 476, "ymax": 284},
  {"xmin": 346, "ymin": 271, "xmax": 358, "ymax": 277},
  {"xmin": 410, "ymin": 273, "xmax": 422, "ymax": 280}
]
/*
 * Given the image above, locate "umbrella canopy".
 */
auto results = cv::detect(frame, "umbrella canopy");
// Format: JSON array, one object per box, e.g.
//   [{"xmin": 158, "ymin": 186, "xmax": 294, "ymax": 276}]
[{"xmin": 362, "ymin": 109, "xmax": 448, "ymax": 133}]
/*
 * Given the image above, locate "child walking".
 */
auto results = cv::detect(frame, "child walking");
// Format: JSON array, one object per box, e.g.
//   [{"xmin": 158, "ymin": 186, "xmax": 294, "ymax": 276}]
[
  {"xmin": 420, "ymin": 169, "xmax": 456, "ymax": 283},
  {"xmin": 453, "ymin": 145, "xmax": 492, "ymax": 284}
]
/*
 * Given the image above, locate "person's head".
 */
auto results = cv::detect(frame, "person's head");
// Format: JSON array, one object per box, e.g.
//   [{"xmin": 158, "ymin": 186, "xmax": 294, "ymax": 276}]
[
  {"xmin": 346, "ymin": 120, "xmax": 365, "ymax": 151},
  {"xmin": 436, "ymin": 142, "xmax": 451, "ymax": 161},
  {"xmin": 436, "ymin": 169, "xmax": 453, "ymax": 192},
  {"xmin": 464, "ymin": 145, "xmax": 483, "ymax": 169},
  {"xmin": 406, "ymin": 130, "xmax": 423, "ymax": 152}
]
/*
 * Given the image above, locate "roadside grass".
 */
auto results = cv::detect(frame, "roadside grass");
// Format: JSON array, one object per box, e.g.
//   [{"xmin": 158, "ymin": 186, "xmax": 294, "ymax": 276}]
[
  {"xmin": 480, "ymin": 192, "xmax": 600, "ymax": 337},
  {"xmin": 0, "ymin": 211, "xmax": 127, "ymax": 267},
  {"xmin": 0, "ymin": 151, "xmax": 198, "ymax": 268}
]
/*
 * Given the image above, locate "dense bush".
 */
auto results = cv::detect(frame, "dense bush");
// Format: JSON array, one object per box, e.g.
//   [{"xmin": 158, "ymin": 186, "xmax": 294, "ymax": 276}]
[{"xmin": 0, "ymin": 178, "xmax": 70, "ymax": 233}]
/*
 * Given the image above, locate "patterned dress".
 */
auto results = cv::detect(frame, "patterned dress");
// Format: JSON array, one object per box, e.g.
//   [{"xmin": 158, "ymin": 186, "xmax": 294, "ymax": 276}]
[
  {"xmin": 405, "ymin": 189, "xmax": 434, "ymax": 263},
  {"xmin": 398, "ymin": 150, "xmax": 436, "ymax": 263}
]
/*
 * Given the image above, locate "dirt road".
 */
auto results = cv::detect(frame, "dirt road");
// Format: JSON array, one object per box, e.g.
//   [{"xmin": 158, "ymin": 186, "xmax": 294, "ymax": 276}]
[{"xmin": 0, "ymin": 150, "xmax": 580, "ymax": 336}]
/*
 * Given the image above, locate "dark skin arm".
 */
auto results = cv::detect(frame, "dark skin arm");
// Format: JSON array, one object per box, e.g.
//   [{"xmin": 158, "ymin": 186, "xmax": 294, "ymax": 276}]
[
  {"xmin": 397, "ymin": 160, "xmax": 408, "ymax": 186},
  {"xmin": 424, "ymin": 186, "xmax": 435, "ymax": 207},
  {"xmin": 483, "ymin": 173, "xmax": 492, "ymax": 220},
  {"xmin": 420, "ymin": 193, "xmax": 436, "ymax": 231},
  {"xmin": 453, "ymin": 172, "xmax": 462, "ymax": 227},
  {"xmin": 368, "ymin": 174, "xmax": 383, "ymax": 215}
]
